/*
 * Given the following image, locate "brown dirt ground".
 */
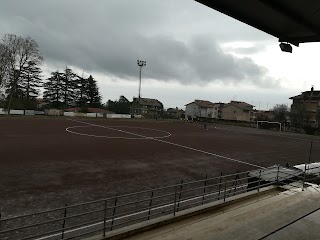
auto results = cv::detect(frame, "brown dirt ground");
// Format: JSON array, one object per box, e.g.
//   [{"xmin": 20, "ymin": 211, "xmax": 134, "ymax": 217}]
[{"xmin": 1, "ymin": 116, "xmax": 319, "ymax": 217}]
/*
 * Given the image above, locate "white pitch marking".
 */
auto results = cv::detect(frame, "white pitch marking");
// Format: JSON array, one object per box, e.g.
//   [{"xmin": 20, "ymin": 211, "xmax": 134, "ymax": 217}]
[
  {"xmin": 66, "ymin": 125, "xmax": 171, "ymax": 140},
  {"xmin": 67, "ymin": 119, "xmax": 264, "ymax": 169}
]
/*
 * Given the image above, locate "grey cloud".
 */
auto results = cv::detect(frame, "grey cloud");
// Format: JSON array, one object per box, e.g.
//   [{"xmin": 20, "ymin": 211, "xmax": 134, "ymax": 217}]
[
  {"xmin": 139, "ymin": 36, "xmax": 279, "ymax": 88},
  {"xmin": 0, "ymin": 0, "xmax": 279, "ymax": 88},
  {"xmin": 226, "ymin": 46, "xmax": 267, "ymax": 55}
]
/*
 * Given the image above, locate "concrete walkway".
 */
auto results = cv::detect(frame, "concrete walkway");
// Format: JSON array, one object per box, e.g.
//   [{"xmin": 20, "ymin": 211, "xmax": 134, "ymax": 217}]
[{"xmin": 123, "ymin": 184, "xmax": 320, "ymax": 240}]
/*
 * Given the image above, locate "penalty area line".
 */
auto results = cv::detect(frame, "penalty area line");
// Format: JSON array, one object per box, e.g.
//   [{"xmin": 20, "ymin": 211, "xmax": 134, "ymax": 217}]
[{"xmin": 66, "ymin": 119, "xmax": 264, "ymax": 169}]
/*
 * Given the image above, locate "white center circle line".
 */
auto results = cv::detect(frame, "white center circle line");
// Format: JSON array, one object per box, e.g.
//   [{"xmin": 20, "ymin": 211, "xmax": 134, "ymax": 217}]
[
  {"xmin": 66, "ymin": 124, "xmax": 171, "ymax": 140},
  {"xmin": 66, "ymin": 119, "xmax": 264, "ymax": 169}
]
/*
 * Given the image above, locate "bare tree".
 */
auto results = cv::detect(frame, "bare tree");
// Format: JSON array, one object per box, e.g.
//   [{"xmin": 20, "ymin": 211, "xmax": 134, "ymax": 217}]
[
  {"xmin": 272, "ymin": 104, "xmax": 289, "ymax": 123},
  {"xmin": 2, "ymin": 34, "xmax": 43, "ymax": 75},
  {"xmin": 0, "ymin": 43, "xmax": 10, "ymax": 87},
  {"xmin": 1, "ymin": 34, "xmax": 43, "ymax": 112}
]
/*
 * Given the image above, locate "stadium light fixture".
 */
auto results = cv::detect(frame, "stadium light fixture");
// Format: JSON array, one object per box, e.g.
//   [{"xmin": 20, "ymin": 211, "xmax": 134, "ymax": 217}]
[{"xmin": 279, "ymin": 42, "xmax": 292, "ymax": 53}]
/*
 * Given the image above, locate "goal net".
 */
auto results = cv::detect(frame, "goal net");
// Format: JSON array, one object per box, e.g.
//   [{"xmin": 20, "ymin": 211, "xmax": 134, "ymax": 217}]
[{"xmin": 256, "ymin": 121, "xmax": 281, "ymax": 131}]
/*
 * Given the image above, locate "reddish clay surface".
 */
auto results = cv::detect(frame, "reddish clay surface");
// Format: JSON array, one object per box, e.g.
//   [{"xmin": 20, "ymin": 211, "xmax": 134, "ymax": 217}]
[{"xmin": 1, "ymin": 116, "xmax": 319, "ymax": 217}]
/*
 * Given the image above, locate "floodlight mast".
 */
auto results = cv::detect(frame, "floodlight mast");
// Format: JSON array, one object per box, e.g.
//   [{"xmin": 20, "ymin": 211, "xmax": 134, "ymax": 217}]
[{"xmin": 137, "ymin": 59, "xmax": 146, "ymax": 114}]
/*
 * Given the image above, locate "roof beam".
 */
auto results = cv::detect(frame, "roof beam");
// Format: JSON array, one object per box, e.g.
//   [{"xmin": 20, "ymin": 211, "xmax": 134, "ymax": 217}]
[
  {"xmin": 196, "ymin": 0, "xmax": 320, "ymax": 45},
  {"xmin": 279, "ymin": 34, "xmax": 320, "ymax": 44},
  {"xmin": 259, "ymin": 0, "xmax": 320, "ymax": 38},
  {"xmin": 195, "ymin": 0, "xmax": 287, "ymax": 41}
]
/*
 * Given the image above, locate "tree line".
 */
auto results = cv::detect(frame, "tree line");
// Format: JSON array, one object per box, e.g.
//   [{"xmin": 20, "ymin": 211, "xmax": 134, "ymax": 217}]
[
  {"xmin": 43, "ymin": 68, "xmax": 101, "ymax": 109},
  {"xmin": 0, "ymin": 33, "xmax": 102, "ymax": 110}
]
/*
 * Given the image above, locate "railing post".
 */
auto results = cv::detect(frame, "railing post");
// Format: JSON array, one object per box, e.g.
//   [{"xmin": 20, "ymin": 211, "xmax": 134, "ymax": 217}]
[
  {"xmin": 276, "ymin": 165, "xmax": 280, "ymax": 185},
  {"xmin": 173, "ymin": 184, "xmax": 177, "ymax": 216},
  {"xmin": 177, "ymin": 180, "xmax": 183, "ymax": 212},
  {"xmin": 258, "ymin": 170, "xmax": 262, "ymax": 192},
  {"xmin": 202, "ymin": 175, "xmax": 208, "ymax": 204},
  {"xmin": 303, "ymin": 162, "xmax": 307, "ymax": 191},
  {"xmin": 103, "ymin": 200, "xmax": 107, "ymax": 237},
  {"xmin": 233, "ymin": 171, "xmax": 239, "ymax": 196},
  {"xmin": 110, "ymin": 197, "xmax": 118, "ymax": 231},
  {"xmin": 218, "ymin": 172, "xmax": 222, "ymax": 200},
  {"xmin": 148, "ymin": 188, "xmax": 154, "ymax": 220},
  {"xmin": 223, "ymin": 177, "xmax": 227, "ymax": 202},
  {"xmin": 308, "ymin": 141, "xmax": 313, "ymax": 165},
  {"xmin": 61, "ymin": 204, "xmax": 68, "ymax": 239}
]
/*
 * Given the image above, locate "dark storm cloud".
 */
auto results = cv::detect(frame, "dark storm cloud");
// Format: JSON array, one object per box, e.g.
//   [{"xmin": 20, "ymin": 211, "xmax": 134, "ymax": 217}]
[{"xmin": 0, "ymin": 0, "xmax": 278, "ymax": 88}]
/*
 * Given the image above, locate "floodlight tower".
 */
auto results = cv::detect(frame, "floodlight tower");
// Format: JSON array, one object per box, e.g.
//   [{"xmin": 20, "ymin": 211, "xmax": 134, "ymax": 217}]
[{"xmin": 137, "ymin": 59, "xmax": 146, "ymax": 114}]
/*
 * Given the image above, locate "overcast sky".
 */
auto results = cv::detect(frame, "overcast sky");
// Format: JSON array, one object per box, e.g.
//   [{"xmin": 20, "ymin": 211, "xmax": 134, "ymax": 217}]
[{"xmin": 1, "ymin": 0, "xmax": 320, "ymax": 110}]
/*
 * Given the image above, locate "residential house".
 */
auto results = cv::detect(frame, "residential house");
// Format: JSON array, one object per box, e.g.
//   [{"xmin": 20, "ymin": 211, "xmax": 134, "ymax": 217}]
[
  {"xmin": 185, "ymin": 100, "xmax": 215, "ymax": 119},
  {"xmin": 130, "ymin": 97, "xmax": 163, "ymax": 118},
  {"xmin": 166, "ymin": 107, "xmax": 185, "ymax": 119},
  {"xmin": 222, "ymin": 101, "xmax": 254, "ymax": 122},
  {"xmin": 289, "ymin": 87, "xmax": 320, "ymax": 127},
  {"xmin": 212, "ymin": 102, "xmax": 225, "ymax": 119},
  {"xmin": 254, "ymin": 110, "xmax": 275, "ymax": 121}
]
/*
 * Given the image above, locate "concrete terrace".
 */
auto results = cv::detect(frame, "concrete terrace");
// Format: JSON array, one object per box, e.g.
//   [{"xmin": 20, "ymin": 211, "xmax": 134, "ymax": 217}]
[{"xmin": 91, "ymin": 183, "xmax": 320, "ymax": 240}]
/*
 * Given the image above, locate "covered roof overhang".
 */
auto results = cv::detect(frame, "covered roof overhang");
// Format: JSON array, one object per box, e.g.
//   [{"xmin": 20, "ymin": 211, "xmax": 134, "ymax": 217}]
[{"xmin": 195, "ymin": 0, "xmax": 320, "ymax": 47}]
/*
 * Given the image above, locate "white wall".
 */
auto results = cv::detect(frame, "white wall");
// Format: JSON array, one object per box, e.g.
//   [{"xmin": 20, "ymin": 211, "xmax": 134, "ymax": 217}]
[
  {"xmin": 186, "ymin": 103, "xmax": 217, "ymax": 118},
  {"xmin": 25, "ymin": 110, "xmax": 35, "ymax": 116},
  {"xmin": 185, "ymin": 103, "xmax": 200, "ymax": 119},
  {"xmin": 47, "ymin": 109, "xmax": 62, "ymax": 116},
  {"xmin": 34, "ymin": 111, "xmax": 45, "ymax": 115},
  {"xmin": 0, "ymin": 108, "xmax": 7, "ymax": 115},
  {"xmin": 64, "ymin": 112, "xmax": 75, "ymax": 117},
  {"xmin": 107, "ymin": 114, "xmax": 131, "ymax": 119},
  {"xmin": 74, "ymin": 113, "xmax": 86, "ymax": 117},
  {"xmin": 9, "ymin": 110, "xmax": 24, "ymax": 115},
  {"xmin": 86, "ymin": 113, "xmax": 97, "ymax": 117}
]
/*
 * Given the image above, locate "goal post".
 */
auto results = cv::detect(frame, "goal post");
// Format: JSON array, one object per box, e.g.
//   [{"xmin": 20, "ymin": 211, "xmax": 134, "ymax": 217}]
[{"xmin": 256, "ymin": 121, "xmax": 282, "ymax": 131}]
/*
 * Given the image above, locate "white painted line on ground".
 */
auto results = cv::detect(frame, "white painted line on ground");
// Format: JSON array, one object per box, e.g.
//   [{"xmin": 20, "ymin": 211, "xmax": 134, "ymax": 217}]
[
  {"xmin": 66, "ymin": 125, "xmax": 171, "ymax": 140},
  {"xmin": 67, "ymin": 119, "xmax": 264, "ymax": 169}
]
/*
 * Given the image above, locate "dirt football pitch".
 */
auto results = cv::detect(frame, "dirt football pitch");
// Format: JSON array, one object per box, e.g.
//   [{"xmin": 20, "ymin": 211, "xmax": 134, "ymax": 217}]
[{"xmin": 1, "ymin": 116, "xmax": 320, "ymax": 217}]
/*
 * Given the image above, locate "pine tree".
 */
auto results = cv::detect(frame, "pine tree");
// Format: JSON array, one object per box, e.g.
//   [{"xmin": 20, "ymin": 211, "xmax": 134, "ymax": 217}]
[
  {"xmin": 86, "ymin": 75, "xmax": 102, "ymax": 107},
  {"xmin": 20, "ymin": 61, "xmax": 42, "ymax": 107},
  {"xmin": 43, "ymin": 71, "xmax": 64, "ymax": 108},
  {"xmin": 20, "ymin": 61, "xmax": 42, "ymax": 99},
  {"xmin": 44, "ymin": 69, "xmax": 102, "ymax": 109},
  {"xmin": 61, "ymin": 67, "xmax": 78, "ymax": 107},
  {"xmin": 76, "ymin": 75, "xmax": 89, "ymax": 107}
]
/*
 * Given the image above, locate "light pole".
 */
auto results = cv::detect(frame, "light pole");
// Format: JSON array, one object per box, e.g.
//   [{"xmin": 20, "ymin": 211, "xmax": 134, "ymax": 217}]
[{"xmin": 137, "ymin": 59, "xmax": 146, "ymax": 114}]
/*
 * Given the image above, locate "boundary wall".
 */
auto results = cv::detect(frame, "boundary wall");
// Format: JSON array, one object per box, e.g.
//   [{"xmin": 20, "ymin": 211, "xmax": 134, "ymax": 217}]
[{"xmin": 0, "ymin": 108, "xmax": 133, "ymax": 119}]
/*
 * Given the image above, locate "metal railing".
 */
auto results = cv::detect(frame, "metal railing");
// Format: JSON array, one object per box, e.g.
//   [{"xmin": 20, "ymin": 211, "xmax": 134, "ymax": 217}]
[{"xmin": 0, "ymin": 167, "xmax": 307, "ymax": 240}]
